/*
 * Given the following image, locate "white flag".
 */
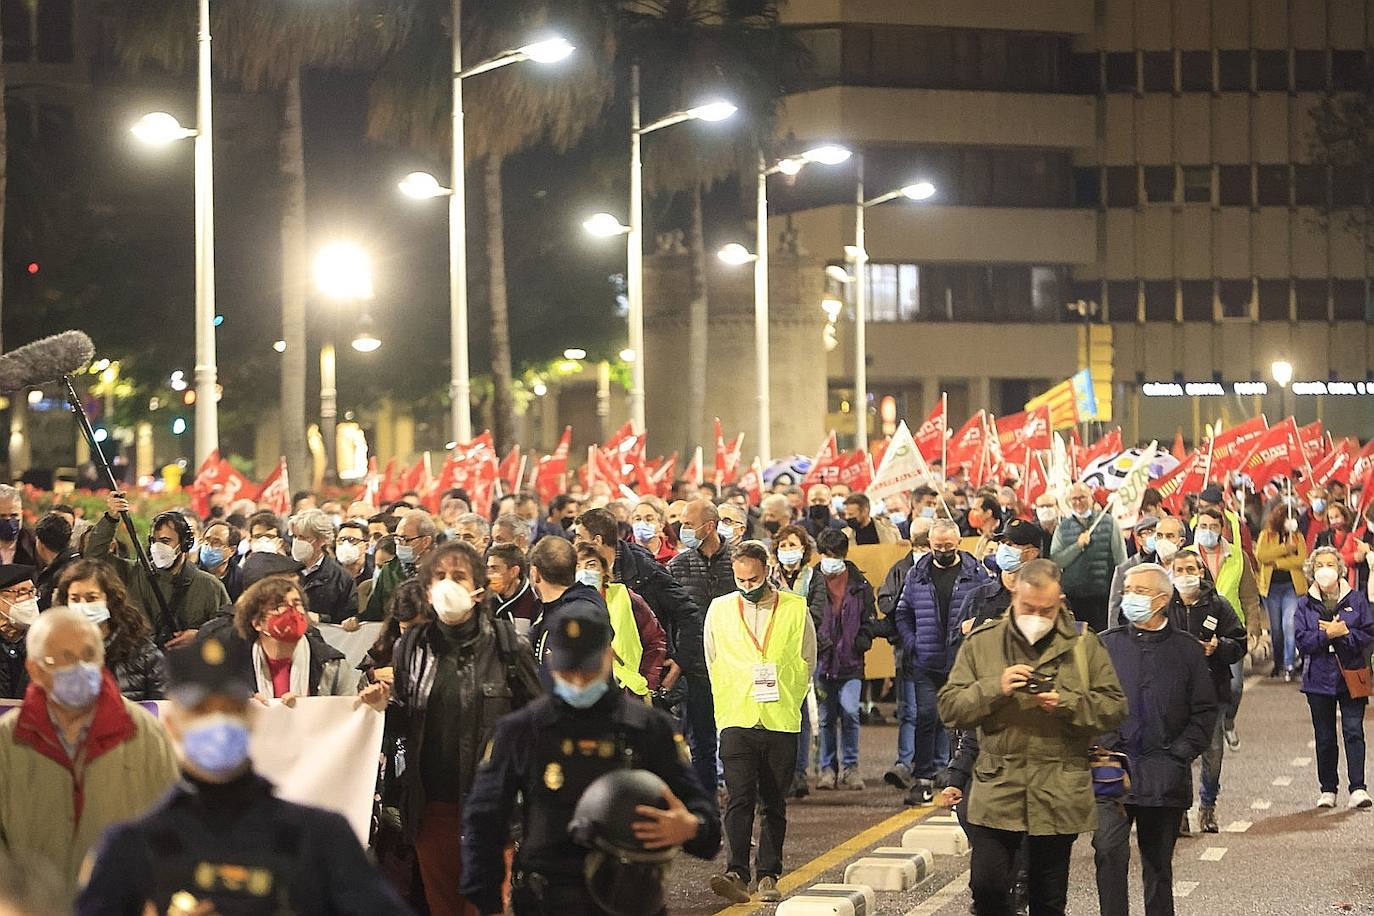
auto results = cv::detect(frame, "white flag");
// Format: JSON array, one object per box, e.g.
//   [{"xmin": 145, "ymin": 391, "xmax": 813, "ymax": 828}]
[
  {"xmin": 1110, "ymin": 441, "xmax": 1158, "ymax": 531},
  {"xmin": 868, "ymin": 420, "xmax": 934, "ymax": 502}
]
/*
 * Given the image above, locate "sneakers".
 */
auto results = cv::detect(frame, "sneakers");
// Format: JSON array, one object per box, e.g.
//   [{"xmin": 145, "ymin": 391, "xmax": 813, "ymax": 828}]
[
  {"xmin": 1317, "ymin": 791, "xmax": 1338, "ymax": 809},
  {"xmin": 790, "ymin": 773, "xmax": 810, "ymax": 799},
  {"xmin": 710, "ymin": 872, "xmax": 751, "ymax": 904},
  {"xmin": 1349, "ymin": 789, "xmax": 1373, "ymax": 809},
  {"xmin": 840, "ymin": 767, "xmax": 866, "ymax": 791},
  {"xmin": 1199, "ymin": 805, "xmax": 1218, "ymax": 833},
  {"xmin": 816, "ymin": 770, "xmax": 837, "ymax": 790},
  {"xmin": 757, "ymin": 876, "xmax": 781, "ymax": 903},
  {"xmin": 1224, "ymin": 726, "xmax": 1240, "ymax": 751},
  {"xmin": 884, "ymin": 763, "xmax": 914, "ymax": 790},
  {"xmin": 904, "ymin": 778, "xmax": 934, "ymax": 806}
]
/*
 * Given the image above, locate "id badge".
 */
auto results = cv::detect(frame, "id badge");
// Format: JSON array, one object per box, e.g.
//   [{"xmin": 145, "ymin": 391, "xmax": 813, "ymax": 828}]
[
  {"xmin": 752, "ymin": 662, "xmax": 780, "ymax": 703},
  {"xmin": 1203, "ymin": 616, "xmax": 1217, "ymax": 633}
]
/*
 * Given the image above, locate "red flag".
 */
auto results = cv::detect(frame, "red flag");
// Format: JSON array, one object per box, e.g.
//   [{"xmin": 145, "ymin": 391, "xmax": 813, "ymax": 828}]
[
  {"xmin": 913, "ymin": 400, "xmax": 946, "ymax": 461},
  {"xmin": 376, "ymin": 457, "xmax": 400, "ymax": 505},
  {"xmin": 257, "ymin": 457, "xmax": 291, "ymax": 516},
  {"xmin": 800, "ymin": 431, "xmax": 840, "ymax": 494},
  {"xmin": 685, "ymin": 447, "xmax": 704, "ymax": 488},
  {"xmin": 497, "ymin": 446, "xmax": 522, "ymax": 493},
  {"xmin": 605, "ymin": 421, "xmax": 635, "ymax": 451},
  {"xmin": 1082, "ymin": 428, "xmax": 1124, "ymax": 468},
  {"xmin": 1153, "ymin": 449, "xmax": 1207, "ymax": 515},
  {"xmin": 647, "ymin": 453, "xmax": 678, "ymax": 499},
  {"xmin": 188, "ymin": 451, "xmax": 256, "ymax": 518},
  {"xmin": 1349, "ymin": 439, "xmax": 1374, "ymax": 499},
  {"xmin": 1207, "ymin": 416, "xmax": 1269, "ymax": 481},
  {"xmin": 995, "ymin": 405, "xmax": 1051, "ymax": 452},
  {"xmin": 1299, "ymin": 421, "xmax": 1326, "ymax": 465},
  {"xmin": 535, "ymin": 427, "xmax": 573, "ymax": 504},
  {"xmin": 1307, "ymin": 439, "xmax": 1353, "ymax": 494},
  {"xmin": 1171, "ymin": 429, "xmax": 1187, "ymax": 461},
  {"xmin": 831, "ymin": 450, "xmax": 874, "ymax": 494},
  {"xmin": 435, "ymin": 433, "xmax": 499, "ymax": 516},
  {"xmin": 1020, "ymin": 453, "xmax": 1048, "ymax": 505},
  {"xmin": 737, "ymin": 457, "xmax": 764, "ymax": 507},
  {"xmin": 1236, "ymin": 418, "xmax": 1304, "ymax": 491},
  {"xmin": 945, "ymin": 412, "xmax": 986, "ymax": 471},
  {"xmin": 713, "ymin": 418, "xmax": 728, "ymax": 483}
]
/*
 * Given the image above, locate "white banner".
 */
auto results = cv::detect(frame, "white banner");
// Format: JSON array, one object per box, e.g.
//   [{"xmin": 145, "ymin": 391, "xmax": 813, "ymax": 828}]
[
  {"xmin": 868, "ymin": 420, "xmax": 934, "ymax": 502},
  {"xmin": 318, "ymin": 622, "xmax": 384, "ymax": 672}
]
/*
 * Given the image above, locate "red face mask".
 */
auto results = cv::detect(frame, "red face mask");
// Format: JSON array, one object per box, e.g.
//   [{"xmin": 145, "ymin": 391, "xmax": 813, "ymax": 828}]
[
  {"xmin": 264, "ymin": 608, "xmax": 307, "ymax": 643},
  {"xmin": 968, "ymin": 509, "xmax": 988, "ymax": 529}
]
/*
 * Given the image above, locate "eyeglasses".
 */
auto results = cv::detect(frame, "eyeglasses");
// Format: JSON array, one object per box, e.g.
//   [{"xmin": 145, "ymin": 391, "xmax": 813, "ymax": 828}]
[
  {"xmin": 338, "ymin": 535, "xmax": 366, "ymax": 546},
  {"xmin": 1, "ymin": 587, "xmax": 35, "ymax": 601},
  {"xmin": 269, "ymin": 600, "xmax": 305, "ymax": 615},
  {"xmin": 396, "ymin": 533, "xmax": 430, "ymax": 546}
]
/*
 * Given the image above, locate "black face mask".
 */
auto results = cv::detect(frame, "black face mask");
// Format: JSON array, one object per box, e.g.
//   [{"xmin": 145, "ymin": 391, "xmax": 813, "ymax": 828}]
[
  {"xmin": 808, "ymin": 505, "xmax": 830, "ymax": 522},
  {"xmin": 932, "ymin": 549, "xmax": 958, "ymax": 567},
  {"xmin": 845, "ymin": 517, "xmax": 862, "ymax": 531},
  {"xmin": 209, "ymin": 506, "xmax": 226, "ymax": 519},
  {"xmin": 559, "ymin": 516, "xmax": 574, "ymax": 530},
  {"xmin": 763, "ymin": 520, "xmax": 780, "ymax": 535}
]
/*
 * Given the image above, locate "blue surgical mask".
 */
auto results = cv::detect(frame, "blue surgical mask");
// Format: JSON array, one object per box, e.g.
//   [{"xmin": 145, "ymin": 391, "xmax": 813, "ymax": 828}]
[
  {"xmin": 198, "ymin": 546, "xmax": 227, "ymax": 571},
  {"xmin": 631, "ymin": 522, "xmax": 657, "ymax": 543},
  {"xmin": 181, "ymin": 713, "xmax": 251, "ymax": 779},
  {"xmin": 553, "ymin": 674, "xmax": 609, "ymax": 709},
  {"xmin": 919, "ymin": 506, "xmax": 937, "ymax": 519},
  {"xmin": 994, "ymin": 543, "xmax": 1024, "ymax": 573},
  {"xmin": 1120, "ymin": 593, "xmax": 1159, "ymax": 626},
  {"xmin": 0, "ymin": 519, "xmax": 19, "ymax": 541},
  {"xmin": 717, "ymin": 521, "xmax": 737, "ymax": 543},
  {"xmin": 819, "ymin": 557, "xmax": 846, "ymax": 576},
  {"xmin": 777, "ymin": 547, "xmax": 804, "ymax": 567},
  {"xmin": 575, "ymin": 569, "xmax": 603, "ymax": 590},
  {"xmin": 1143, "ymin": 536, "xmax": 1157, "ymax": 556},
  {"xmin": 679, "ymin": 526, "xmax": 703, "ymax": 550},
  {"xmin": 889, "ymin": 512, "xmax": 908, "ymax": 527},
  {"xmin": 395, "ymin": 543, "xmax": 416, "ymax": 565},
  {"xmin": 1195, "ymin": 529, "xmax": 1220, "ymax": 549},
  {"xmin": 49, "ymin": 660, "xmax": 103, "ymax": 709},
  {"xmin": 1311, "ymin": 498, "xmax": 1327, "ymax": 514},
  {"xmin": 831, "ymin": 497, "xmax": 846, "ymax": 515}
]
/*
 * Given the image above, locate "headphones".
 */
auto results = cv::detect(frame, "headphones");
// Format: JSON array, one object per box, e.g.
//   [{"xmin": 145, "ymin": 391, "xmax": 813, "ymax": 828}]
[{"xmin": 151, "ymin": 511, "xmax": 195, "ymax": 554}]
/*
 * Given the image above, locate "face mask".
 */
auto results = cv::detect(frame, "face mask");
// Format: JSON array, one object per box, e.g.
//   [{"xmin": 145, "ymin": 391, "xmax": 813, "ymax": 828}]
[
  {"xmin": 552, "ymin": 673, "xmax": 609, "ymax": 709},
  {"xmin": 819, "ymin": 557, "xmax": 846, "ymax": 576},
  {"xmin": 180, "ymin": 713, "xmax": 251, "ymax": 779},
  {"xmin": 717, "ymin": 522, "xmax": 738, "ymax": 543},
  {"xmin": 49, "ymin": 660, "xmax": 103, "ymax": 709},
  {"xmin": 73, "ymin": 600, "xmax": 110, "ymax": 625},
  {"xmin": 237, "ymin": 539, "xmax": 252, "ymax": 557},
  {"xmin": 1035, "ymin": 506, "xmax": 1058, "ymax": 525},
  {"xmin": 807, "ymin": 505, "xmax": 830, "ymax": 523},
  {"xmin": 968, "ymin": 509, "xmax": 988, "ymax": 529},
  {"xmin": 1143, "ymin": 536, "xmax": 1157, "ymax": 555},
  {"xmin": 931, "ymin": 548, "xmax": 958, "ymax": 567},
  {"xmin": 198, "ymin": 546, "xmax": 227, "ymax": 570},
  {"xmin": 1120, "ymin": 593, "xmax": 1158, "ymax": 626},
  {"xmin": 1172, "ymin": 574, "xmax": 1200, "ymax": 596},
  {"xmin": 763, "ymin": 520, "xmax": 780, "ymax": 535},
  {"xmin": 395, "ymin": 544, "xmax": 416, "ymax": 566},
  {"xmin": 888, "ymin": 511, "xmax": 908, "ymax": 527},
  {"xmin": 777, "ymin": 547, "xmax": 804, "ymax": 567},
  {"xmin": 679, "ymin": 526, "xmax": 703, "ymax": 550},
  {"xmin": 0, "ymin": 519, "xmax": 19, "ymax": 541},
  {"xmin": 1315, "ymin": 567, "xmax": 1340, "ymax": 590},
  {"xmin": 631, "ymin": 522, "xmax": 657, "ymax": 544},
  {"xmin": 329, "ymin": 514, "xmax": 343, "ymax": 529},
  {"xmin": 251, "ymin": 537, "xmax": 279, "ymax": 555},
  {"xmin": 1283, "ymin": 517, "xmax": 1300, "ymax": 534},
  {"xmin": 264, "ymin": 608, "xmax": 307, "ymax": 643},
  {"xmin": 1311, "ymin": 499, "xmax": 1327, "ymax": 514},
  {"xmin": 1195, "ymin": 529, "xmax": 1220, "ymax": 549},
  {"xmin": 831, "ymin": 497, "xmax": 846, "ymax": 515},
  {"xmin": 1328, "ymin": 518, "xmax": 1345, "ymax": 530},
  {"xmin": 575, "ymin": 569, "xmax": 603, "ymax": 590},
  {"xmin": 994, "ymin": 543, "xmax": 1024, "ymax": 573},
  {"xmin": 431, "ymin": 578, "xmax": 476, "ymax": 625},
  {"xmin": 1154, "ymin": 538, "xmax": 1179, "ymax": 561},
  {"xmin": 1075, "ymin": 508, "xmax": 1094, "ymax": 521},
  {"xmin": 0, "ymin": 596, "xmax": 38, "ymax": 628},
  {"xmin": 290, "ymin": 539, "xmax": 317, "ymax": 564},
  {"xmin": 150, "ymin": 542, "xmax": 180, "ymax": 570},
  {"xmin": 737, "ymin": 579, "xmax": 769, "ymax": 603},
  {"xmin": 334, "ymin": 541, "xmax": 362, "ymax": 567},
  {"xmin": 919, "ymin": 506, "xmax": 937, "ymax": 519},
  {"xmin": 1013, "ymin": 612, "xmax": 1053, "ymax": 644}
]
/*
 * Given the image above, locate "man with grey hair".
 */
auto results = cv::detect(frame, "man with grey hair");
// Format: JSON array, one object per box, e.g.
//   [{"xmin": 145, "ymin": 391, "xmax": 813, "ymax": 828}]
[
  {"xmin": 759, "ymin": 493, "xmax": 791, "ymax": 544},
  {"xmin": 361, "ymin": 511, "xmax": 439, "ymax": 622},
  {"xmin": 0, "ymin": 607, "xmax": 178, "ymax": 889},
  {"xmin": 1051, "ymin": 482, "xmax": 1127, "ymax": 633},
  {"xmin": 492, "ymin": 512, "xmax": 532, "ymax": 551},
  {"xmin": 450, "ymin": 512, "xmax": 491, "ymax": 553},
  {"xmin": 0, "ymin": 484, "xmax": 37, "ymax": 567},
  {"xmin": 290, "ymin": 508, "xmax": 357, "ymax": 625}
]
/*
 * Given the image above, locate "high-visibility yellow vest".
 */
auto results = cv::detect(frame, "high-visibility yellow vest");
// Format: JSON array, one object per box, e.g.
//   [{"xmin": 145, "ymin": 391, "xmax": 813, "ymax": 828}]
[
  {"xmin": 605, "ymin": 583, "xmax": 648, "ymax": 696},
  {"xmin": 707, "ymin": 591, "xmax": 809, "ymax": 733}
]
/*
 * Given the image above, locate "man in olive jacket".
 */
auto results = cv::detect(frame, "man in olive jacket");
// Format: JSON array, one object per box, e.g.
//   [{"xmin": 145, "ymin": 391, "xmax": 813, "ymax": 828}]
[{"xmin": 938, "ymin": 559, "xmax": 1127, "ymax": 916}]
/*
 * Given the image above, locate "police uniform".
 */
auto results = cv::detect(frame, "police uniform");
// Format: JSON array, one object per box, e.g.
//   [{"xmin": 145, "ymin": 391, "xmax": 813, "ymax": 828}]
[
  {"xmin": 75, "ymin": 637, "xmax": 410, "ymax": 916},
  {"xmin": 460, "ymin": 605, "xmax": 721, "ymax": 916}
]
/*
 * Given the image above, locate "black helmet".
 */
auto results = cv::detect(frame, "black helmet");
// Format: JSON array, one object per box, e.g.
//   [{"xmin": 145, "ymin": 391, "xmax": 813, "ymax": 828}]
[{"xmin": 569, "ymin": 770, "xmax": 679, "ymax": 916}]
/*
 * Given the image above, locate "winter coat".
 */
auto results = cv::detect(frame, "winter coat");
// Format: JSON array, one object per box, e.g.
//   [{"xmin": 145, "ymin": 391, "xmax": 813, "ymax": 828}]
[
  {"xmin": 1164, "ymin": 583, "xmax": 1247, "ymax": 705},
  {"xmin": 875, "ymin": 551, "xmax": 916, "ymax": 674},
  {"xmin": 194, "ymin": 619, "xmax": 356, "ymax": 698},
  {"xmin": 666, "ymin": 543, "xmax": 735, "ymax": 632},
  {"xmin": 615, "ymin": 541, "xmax": 704, "ymax": 674},
  {"xmin": 1254, "ymin": 528, "xmax": 1310, "ymax": 596},
  {"xmin": 36, "ymin": 548, "xmax": 81, "ymax": 611},
  {"xmin": 806, "ymin": 560, "xmax": 876, "ymax": 680},
  {"xmin": 949, "ymin": 576, "xmax": 1015, "ymax": 656},
  {"xmin": 0, "ymin": 634, "xmax": 26, "ymax": 700},
  {"xmin": 844, "ymin": 515, "xmax": 903, "ymax": 545},
  {"xmin": 1050, "ymin": 511, "xmax": 1126, "ymax": 599},
  {"xmin": 108, "ymin": 636, "xmax": 168, "ymax": 702},
  {"xmin": 301, "ymin": 554, "xmax": 358, "ymax": 624},
  {"xmin": 1098, "ymin": 624, "xmax": 1218, "ymax": 808},
  {"xmin": 937, "ymin": 609, "xmax": 1127, "ymax": 835},
  {"xmin": 894, "ymin": 551, "xmax": 990, "ymax": 673},
  {"xmin": 1294, "ymin": 582, "xmax": 1374, "ymax": 697}
]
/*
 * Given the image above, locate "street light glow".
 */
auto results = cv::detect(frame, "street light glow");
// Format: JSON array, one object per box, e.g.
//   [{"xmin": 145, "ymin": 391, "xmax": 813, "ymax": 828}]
[
  {"xmin": 717, "ymin": 243, "xmax": 757, "ymax": 266},
  {"xmin": 352, "ymin": 331, "xmax": 382, "ymax": 353},
  {"xmin": 273, "ymin": 340, "xmax": 287, "ymax": 353},
  {"xmin": 1271, "ymin": 360, "xmax": 1294, "ymax": 389},
  {"xmin": 686, "ymin": 100, "xmax": 738, "ymax": 122},
  {"xmin": 802, "ymin": 145, "xmax": 852, "ymax": 166},
  {"xmin": 314, "ymin": 242, "xmax": 375, "ymax": 300},
  {"xmin": 825, "ymin": 265, "xmax": 853, "ymax": 284},
  {"xmin": 563, "ymin": 348, "xmax": 587, "ymax": 360},
  {"xmin": 619, "ymin": 348, "xmax": 636, "ymax": 363},
  {"xmin": 518, "ymin": 36, "xmax": 575, "ymax": 64},
  {"xmin": 533, "ymin": 381, "xmax": 548, "ymax": 396},
  {"xmin": 398, "ymin": 171, "xmax": 451, "ymax": 199},
  {"xmin": 776, "ymin": 158, "xmax": 804, "ymax": 176},
  {"xmin": 902, "ymin": 181, "xmax": 937, "ymax": 201},
  {"xmin": 132, "ymin": 112, "xmax": 196, "ymax": 145},
  {"xmin": 583, "ymin": 212, "xmax": 630, "ymax": 237}
]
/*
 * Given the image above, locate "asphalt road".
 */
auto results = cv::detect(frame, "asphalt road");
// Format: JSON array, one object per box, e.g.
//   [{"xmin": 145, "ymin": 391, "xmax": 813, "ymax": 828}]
[{"xmin": 663, "ymin": 674, "xmax": 1374, "ymax": 915}]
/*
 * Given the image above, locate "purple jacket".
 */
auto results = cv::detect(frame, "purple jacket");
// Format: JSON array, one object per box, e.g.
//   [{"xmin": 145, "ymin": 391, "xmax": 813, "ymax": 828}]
[
  {"xmin": 806, "ymin": 561, "xmax": 877, "ymax": 680},
  {"xmin": 1294, "ymin": 584, "xmax": 1374, "ymax": 697}
]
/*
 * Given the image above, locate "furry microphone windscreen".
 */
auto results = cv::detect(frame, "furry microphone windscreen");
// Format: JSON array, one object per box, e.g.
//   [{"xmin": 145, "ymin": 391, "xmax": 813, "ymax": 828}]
[{"xmin": 0, "ymin": 330, "xmax": 96, "ymax": 392}]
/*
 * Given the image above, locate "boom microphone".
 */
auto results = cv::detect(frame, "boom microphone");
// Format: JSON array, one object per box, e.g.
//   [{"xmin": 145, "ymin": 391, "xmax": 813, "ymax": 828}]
[{"xmin": 0, "ymin": 330, "xmax": 96, "ymax": 392}]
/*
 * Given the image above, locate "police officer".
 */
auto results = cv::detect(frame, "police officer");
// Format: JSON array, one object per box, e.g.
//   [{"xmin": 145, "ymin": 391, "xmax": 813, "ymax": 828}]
[
  {"xmin": 75, "ymin": 636, "xmax": 408, "ymax": 915},
  {"xmin": 460, "ymin": 603, "xmax": 720, "ymax": 915}
]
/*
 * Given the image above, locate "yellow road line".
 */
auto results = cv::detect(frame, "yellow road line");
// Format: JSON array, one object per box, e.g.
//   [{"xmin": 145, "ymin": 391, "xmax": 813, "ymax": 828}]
[{"xmin": 713, "ymin": 804, "xmax": 936, "ymax": 915}]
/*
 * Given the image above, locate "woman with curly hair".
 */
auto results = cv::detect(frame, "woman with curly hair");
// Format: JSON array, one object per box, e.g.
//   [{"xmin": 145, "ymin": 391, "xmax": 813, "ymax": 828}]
[
  {"xmin": 56, "ymin": 558, "xmax": 165, "ymax": 701},
  {"xmin": 233, "ymin": 575, "xmax": 356, "ymax": 700}
]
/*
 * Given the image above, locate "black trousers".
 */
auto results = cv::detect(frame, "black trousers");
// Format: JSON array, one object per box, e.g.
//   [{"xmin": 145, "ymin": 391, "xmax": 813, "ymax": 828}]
[
  {"xmin": 966, "ymin": 823, "xmax": 1075, "ymax": 916},
  {"xmin": 720, "ymin": 726, "xmax": 798, "ymax": 882},
  {"xmin": 1092, "ymin": 802, "xmax": 1183, "ymax": 916}
]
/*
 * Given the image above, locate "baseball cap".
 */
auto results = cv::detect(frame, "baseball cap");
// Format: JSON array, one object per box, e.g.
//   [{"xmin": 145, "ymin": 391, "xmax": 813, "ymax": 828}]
[
  {"xmin": 165, "ymin": 636, "xmax": 255, "ymax": 707},
  {"xmin": 1198, "ymin": 485, "xmax": 1224, "ymax": 504},
  {"xmin": 1000, "ymin": 518, "xmax": 1044, "ymax": 547},
  {"xmin": 547, "ymin": 602, "xmax": 613, "ymax": 674}
]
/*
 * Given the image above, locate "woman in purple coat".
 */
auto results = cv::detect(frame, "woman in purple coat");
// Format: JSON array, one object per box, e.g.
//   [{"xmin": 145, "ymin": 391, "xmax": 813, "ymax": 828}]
[{"xmin": 1294, "ymin": 545, "xmax": 1374, "ymax": 810}]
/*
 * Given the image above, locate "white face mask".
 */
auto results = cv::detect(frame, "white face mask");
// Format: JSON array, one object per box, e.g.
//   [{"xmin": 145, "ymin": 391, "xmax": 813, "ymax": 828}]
[
  {"xmin": 335, "ymin": 541, "xmax": 362, "ymax": 567},
  {"xmin": 431, "ymin": 578, "xmax": 476, "ymax": 625},
  {"xmin": 251, "ymin": 537, "xmax": 279, "ymax": 555},
  {"xmin": 1035, "ymin": 506, "xmax": 1058, "ymax": 525},
  {"xmin": 1153, "ymin": 538, "xmax": 1179, "ymax": 561},
  {"xmin": 1172, "ymin": 574, "xmax": 1200, "ymax": 597},
  {"xmin": 72, "ymin": 599, "xmax": 110, "ymax": 625},
  {"xmin": 290, "ymin": 538, "xmax": 317, "ymax": 565},
  {"xmin": 1, "ymin": 596, "xmax": 38, "ymax": 628},
  {"xmin": 1283, "ymin": 517, "xmax": 1300, "ymax": 534},
  {"xmin": 1014, "ymin": 612, "xmax": 1054, "ymax": 644},
  {"xmin": 150, "ymin": 542, "xmax": 180, "ymax": 570},
  {"xmin": 1315, "ymin": 567, "xmax": 1340, "ymax": 590}
]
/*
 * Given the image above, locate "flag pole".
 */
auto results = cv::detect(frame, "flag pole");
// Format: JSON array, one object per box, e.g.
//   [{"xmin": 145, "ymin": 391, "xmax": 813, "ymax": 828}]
[{"xmin": 939, "ymin": 391, "xmax": 948, "ymax": 482}]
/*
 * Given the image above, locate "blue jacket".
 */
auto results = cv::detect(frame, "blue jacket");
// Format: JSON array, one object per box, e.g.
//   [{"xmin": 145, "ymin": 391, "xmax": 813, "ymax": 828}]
[
  {"xmin": 894, "ymin": 551, "xmax": 989, "ymax": 673},
  {"xmin": 1295, "ymin": 583, "xmax": 1374, "ymax": 697}
]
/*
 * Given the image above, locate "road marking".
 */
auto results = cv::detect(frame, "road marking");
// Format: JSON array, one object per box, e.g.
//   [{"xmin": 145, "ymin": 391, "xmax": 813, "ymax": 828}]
[
  {"xmin": 1174, "ymin": 881, "xmax": 1200, "ymax": 898},
  {"xmin": 1222, "ymin": 820, "xmax": 1252, "ymax": 833},
  {"xmin": 1271, "ymin": 776, "xmax": 1293, "ymax": 787},
  {"xmin": 713, "ymin": 804, "xmax": 933, "ymax": 915},
  {"xmin": 1250, "ymin": 799, "xmax": 1272, "ymax": 810},
  {"xmin": 1200, "ymin": 847, "xmax": 1228, "ymax": 861},
  {"xmin": 1291, "ymin": 757, "xmax": 1312, "ymax": 766},
  {"xmin": 903, "ymin": 869, "xmax": 972, "ymax": 916}
]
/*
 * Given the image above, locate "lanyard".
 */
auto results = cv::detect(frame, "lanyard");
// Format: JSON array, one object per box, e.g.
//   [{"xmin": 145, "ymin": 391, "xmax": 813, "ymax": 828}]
[{"xmin": 737, "ymin": 595, "xmax": 779, "ymax": 657}]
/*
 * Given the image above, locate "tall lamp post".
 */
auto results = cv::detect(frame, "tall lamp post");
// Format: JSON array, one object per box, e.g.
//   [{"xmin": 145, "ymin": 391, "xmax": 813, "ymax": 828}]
[
  {"xmin": 1271, "ymin": 359, "xmax": 1294, "ymax": 421},
  {"xmin": 130, "ymin": 0, "xmax": 217, "ymax": 467},
  {"xmin": 314, "ymin": 243, "xmax": 377, "ymax": 484},
  {"xmin": 398, "ymin": 25, "xmax": 574, "ymax": 444},
  {"xmin": 852, "ymin": 176, "xmax": 936, "ymax": 449}
]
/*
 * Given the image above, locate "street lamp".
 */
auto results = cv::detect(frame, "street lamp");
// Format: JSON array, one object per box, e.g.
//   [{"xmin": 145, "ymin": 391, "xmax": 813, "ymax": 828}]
[
  {"xmin": 314, "ymin": 242, "xmax": 376, "ymax": 483},
  {"xmin": 130, "ymin": 0, "xmax": 218, "ymax": 467},
  {"xmin": 717, "ymin": 243, "xmax": 757, "ymax": 266},
  {"xmin": 852, "ymin": 174, "xmax": 937, "ymax": 449},
  {"xmin": 1271, "ymin": 359, "xmax": 1294, "ymax": 421},
  {"xmin": 582, "ymin": 213, "xmax": 630, "ymax": 237},
  {"xmin": 400, "ymin": 12, "xmax": 575, "ymax": 445}
]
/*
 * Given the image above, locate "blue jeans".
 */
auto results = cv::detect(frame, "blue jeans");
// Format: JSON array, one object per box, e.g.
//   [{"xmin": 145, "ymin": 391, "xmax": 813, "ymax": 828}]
[
  {"xmin": 796, "ymin": 692, "xmax": 812, "ymax": 777},
  {"xmin": 1264, "ymin": 583, "xmax": 1299, "ymax": 671},
  {"xmin": 1226, "ymin": 659, "xmax": 1244, "ymax": 727},
  {"xmin": 1199, "ymin": 718, "xmax": 1225, "ymax": 806},
  {"xmin": 818, "ymin": 677, "xmax": 862, "ymax": 772},
  {"xmin": 894, "ymin": 676, "xmax": 916, "ymax": 769},
  {"xmin": 913, "ymin": 668, "xmax": 951, "ymax": 780},
  {"xmin": 683, "ymin": 673, "xmax": 719, "ymax": 793},
  {"xmin": 1309, "ymin": 692, "xmax": 1368, "ymax": 793}
]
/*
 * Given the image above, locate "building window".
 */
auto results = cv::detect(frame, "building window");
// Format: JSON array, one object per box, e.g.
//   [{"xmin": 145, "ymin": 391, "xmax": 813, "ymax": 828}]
[
  {"xmin": 1143, "ymin": 280, "xmax": 1175, "ymax": 322},
  {"xmin": 1294, "ymin": 279, "xmax": 1329, "ymax": 321},
  {"xmin": 1257, "ymin": 279, "xmax": 1291, "ymax": 321},
  {"xmin": 1180, "ymin": 50, "xmax": 1211, "ymax": 91},
  {"xmin": 1256, "ymin": 164, "xmax": 1290, "ymax": 207},
  {"xmin": 1, "ymin": 0, "xmax": 30, "ymax": 62},
  {"xmin": 1106, "ymin": 166, "xmax": 1138, "ymax": 207},
  {"xmin": 1143, "ymin": 165, "xmax": 1175, "ymax": 204},
  {"xmin": 1219, "ymin": 164, "xmax": 1251, "ymax": 206},
  {"xmin": 1294, "ymin": 165, "xmax": 1327, "ymax": 207},
  {"xmin": 1332, "ymin": 279, "xmax": 1367, "ymax": 321},
  {"xmin": 1070, "ymin": 52, "xmax": 1100, "ymax": 94},
  {"xmin": 1255, "ymin": 50, "xmax": 1288, "ymax": 92},
  {"xmin": 1182, "ymin": 165, "xmax": 1213, "ymax": 204},
  {"xmin": 1072, "ymin": 167, "xmax": 1101, "ymax": 208},
  {"xmin": 1332, "ymin": 50, "xmax": 1368, "ymax": 92},
  {"xmin": 1218, "ymin": 50, "xmax": 1250, "ymax": 92},
  {"xmin": 1142, "ymin": 51, "xmax": 1173, "ymax": 93},
  {"xmin": 1105, "ymin": 52, "xmax": 1137, "ymax": 92},
  {"xmin": 1180, "ymin": 280, "xmax": 1213, "ymax": 322},
  {"xmin": 1332, "ymin": 166, "xmax": 1367, "ymax": 207},
  {"xmin": 1294, "ymin": 50, "xmax": 1326, "ymax": 91},
  {"xmin": 1218, "ymin": 279, "xmax": 1252, "ymax": 319},
  {"xmin": 1106, "ymin": 280, "xmax": 1138, "ymax": 321},
  {"xmin": 35, "ymin": 0, "xmax": 73, "ymax": 63},
  {"xmin": 866, "ymin": 263, "xmax": 920, "ymax": 322}
]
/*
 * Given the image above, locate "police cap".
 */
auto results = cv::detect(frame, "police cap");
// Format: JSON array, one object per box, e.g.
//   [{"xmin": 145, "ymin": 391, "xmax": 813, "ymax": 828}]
[{"xmin": 166, "ymin": 636, "xmax": 254, "ymax": 707}]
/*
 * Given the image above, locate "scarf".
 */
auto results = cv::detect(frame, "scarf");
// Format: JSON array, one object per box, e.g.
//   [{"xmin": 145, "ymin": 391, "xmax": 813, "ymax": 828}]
[{"xmin": 252, "ymin": 637, "xmax": 312, "ymax": 699}]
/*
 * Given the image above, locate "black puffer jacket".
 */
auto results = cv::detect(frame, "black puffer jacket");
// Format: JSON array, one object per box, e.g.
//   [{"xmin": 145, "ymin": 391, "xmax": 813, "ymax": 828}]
[
  {"xmin": 107, "ymin": 636, "xmax": 167, "ymax": 701},
  {"xmin": 302, "ymin": 554, "xmax": 358, "ymax": 624},
  {"xmin": 1165, "ymin": 583, "xmax": 1246, "ymax": 705},
  {"xmin": 0, "ymin": 634, "xmax": 27, "ymax": 700},
  {"xmin": 615, "ymin": 541, "xmax": 704, "ymax": 674}
]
